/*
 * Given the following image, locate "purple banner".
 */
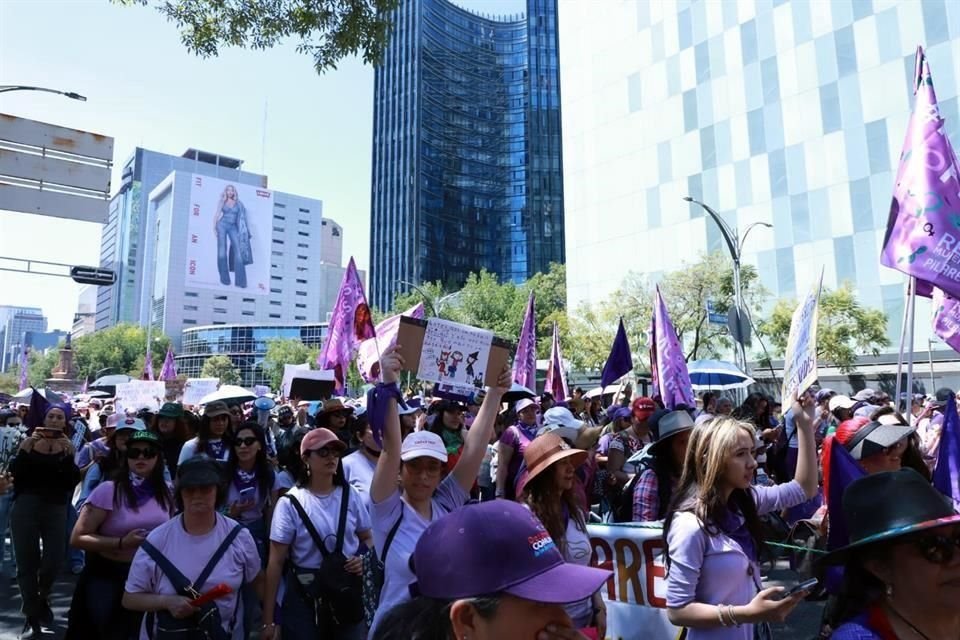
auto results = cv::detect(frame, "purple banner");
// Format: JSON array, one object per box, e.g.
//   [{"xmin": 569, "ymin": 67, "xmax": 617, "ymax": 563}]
[
  {"xmin": 881, "ymin": 47, "xmax": 960, "ymax": 299},
  {"xmin": 317, "ymin": 257, "xmax": 375, "ymax": 393},
  {"xmin": 356, "ymin": 302, "xmax": 425, "ymax": 382},
  {"xmin": 652, "ymin": 286, "xmax": 694, "ymax": 410},
  {"xmin": 544, "ymin": 321, "xmax": 568, "ymax": 401},
  {"xmin": 18, "ymin": 345, "xmax": 28, "ymax": 392},
  {"xmin": 600, "ymin": 317, "xmax": 633, "ymax": 388},
  {"xmin": 933, "ymin": 287, "xmax": 960, "ymax": 353},
  {"xmin": 934, "ymin": 391, "xmax": 960, "ymax": 508},
  {"xmin": 512, "ymin": 291, "xmax": 537, "ymax": 391},
  {"xmin": 648, "ymin": 316, "xmax": 659, "ymax": 399},
  {"xmin": 159, "ymin": 347, "xmax": 178, "ymax": 381}
]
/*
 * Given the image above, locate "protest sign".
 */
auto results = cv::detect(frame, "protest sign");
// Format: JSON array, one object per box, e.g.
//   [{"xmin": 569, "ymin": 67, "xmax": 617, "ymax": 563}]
[
  {"xmin": 782, "ymin": 270, "xmax": 823, "ymax": 402},
  {"xmin": 253, "ymin": 385, "xmax": 271, "ymax": 398},
  {"xmin": 182, "ymin": 378, "xmax": 219, "ymax": 407},
  {"xmin": 280, "ymin": 364, "xmax": 310, "ymax": 399},
  {"xmin": 415, "ymin": 319, "xmax": 494, "ymax": 389},
  {"xmin": 396, "ymin": 317, "xmax": 512, "ymax": 388},
  {"xmin": 586, "ymin": 522, "xmax": 678, "ymax": 640},
  {"xmin": 115, "ymin": 381, "xmax": 166, "ymax": 414}
]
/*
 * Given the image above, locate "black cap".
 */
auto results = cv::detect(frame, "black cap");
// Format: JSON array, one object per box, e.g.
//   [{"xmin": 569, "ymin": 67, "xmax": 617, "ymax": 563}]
[{"xmin": 176, "ymin": 456, "xmax": 223, "ymax": 490}]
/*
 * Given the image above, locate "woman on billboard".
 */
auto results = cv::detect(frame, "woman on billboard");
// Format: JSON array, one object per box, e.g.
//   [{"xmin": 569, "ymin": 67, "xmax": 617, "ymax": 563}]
[{"xmin": 213, "ymin": 184, "xmax": 253, "ymax": 288}]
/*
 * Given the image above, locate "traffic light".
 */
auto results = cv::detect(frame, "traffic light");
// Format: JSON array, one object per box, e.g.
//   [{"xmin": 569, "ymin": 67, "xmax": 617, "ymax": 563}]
[{"xmin": 69, "ymin": 266, "xmax": 116, "ymax": 286}]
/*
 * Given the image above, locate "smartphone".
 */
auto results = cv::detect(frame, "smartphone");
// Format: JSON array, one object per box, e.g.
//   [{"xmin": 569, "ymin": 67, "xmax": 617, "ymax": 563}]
[
  {"xmin": 238, "ymin": 486, "xmax": 255, "ymax": 499},
  {"xmin": 783, "ymin": 578, "xmax": 818, "ymax": 597}
]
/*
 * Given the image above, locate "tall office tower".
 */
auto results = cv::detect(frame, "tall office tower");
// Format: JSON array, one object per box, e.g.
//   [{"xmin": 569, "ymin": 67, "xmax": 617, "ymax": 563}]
[{"xmin": 369, "ymin": 0, "xmax": 565, "ymax": 310}]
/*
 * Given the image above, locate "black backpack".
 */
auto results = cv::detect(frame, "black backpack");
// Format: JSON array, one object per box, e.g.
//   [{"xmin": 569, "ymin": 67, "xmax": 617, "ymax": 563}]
[{"xmin": 612, "ymin": 443, "xmax": 656, "ymax": 523}]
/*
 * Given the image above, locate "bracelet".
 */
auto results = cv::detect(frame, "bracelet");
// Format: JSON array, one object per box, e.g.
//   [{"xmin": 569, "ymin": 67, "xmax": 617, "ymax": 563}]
[
  {"xmin": 260, "ymin": 623, "xmax": 276, "ymax": 630},
  {"xmin": 727, "ymin": 605, "xmax": 741, "ymax": 627},
  {"xmin": 717, "ymin": 605, "xmax": 728, "ymax": 627}
]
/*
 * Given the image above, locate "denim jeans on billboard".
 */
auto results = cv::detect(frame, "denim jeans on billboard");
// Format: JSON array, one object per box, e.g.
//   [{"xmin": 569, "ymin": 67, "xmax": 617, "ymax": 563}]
[
  {"xmin": 0, "ymin": 492, "xmax": 15, "ymax": 577},
  {"xmin": 216, "ymin": 219, "xmax": 247, "ymax": 288}
]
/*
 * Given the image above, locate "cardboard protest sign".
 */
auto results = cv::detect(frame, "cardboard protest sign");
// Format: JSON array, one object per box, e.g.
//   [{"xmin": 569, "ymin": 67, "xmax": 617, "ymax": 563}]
[
  {"xmin": 396, "ymin": 317, "xmax": 512, "ymax": 388},
  {"xmin": 782, "ymin": 270, "xmax": 823, "ymax": 402},
  {"xmin": 280, "ymin": 364, "xmax": 310, "ymax": 399},
  {"xmin": 182, "ymin": 378, "xmax": 219, "ymax": 407},
  {"xmin": 115, "ymin": 381, "xmax": 166, "ymax": 414}
]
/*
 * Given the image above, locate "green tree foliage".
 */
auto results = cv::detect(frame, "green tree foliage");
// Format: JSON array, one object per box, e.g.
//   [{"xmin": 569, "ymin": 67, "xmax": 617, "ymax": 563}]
[
  {"xmin": 759, "ymin": 284, "xmax": 890, "ymax": 373},
  {"xmin": 115, "ymin": 0, "xmax": 399, "ymax": 73},
  {"xmin": 263, "ymin": 338, "xmax": 319, "ymax": 391},
  {"xmin": 201, "ymin": 354, "xmax": 242, "ymax": 385},
  {"xmin": 23, "ymin": 324, "xmax": 172, "ymax": 386}
]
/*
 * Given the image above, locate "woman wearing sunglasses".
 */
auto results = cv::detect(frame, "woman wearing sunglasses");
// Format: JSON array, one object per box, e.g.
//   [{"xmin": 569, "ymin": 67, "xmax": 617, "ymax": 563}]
[
  {"xmin": 67, "ymin": 430, "xmax": 174, "ymax": 639},
  {"xmin": 261, "ymin": 427, "xmax": 372, "ymax": 640},
  {"xmin": 822, "ymin": 469, "xmax": 960, "ymax": 639}
]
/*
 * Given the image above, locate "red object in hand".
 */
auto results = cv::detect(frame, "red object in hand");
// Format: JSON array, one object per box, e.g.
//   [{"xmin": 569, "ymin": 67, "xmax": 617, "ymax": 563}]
[
  {"xmin": 189, "ymin": 583, "xmax": 232, "ymax": 607},
  {"xmin": 579, "ymin": 628, "xmax": 599, "ymax": 640}
]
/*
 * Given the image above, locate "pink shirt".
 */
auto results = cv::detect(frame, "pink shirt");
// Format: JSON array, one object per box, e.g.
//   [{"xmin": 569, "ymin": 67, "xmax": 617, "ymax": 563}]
[
  {"xmin": 85, "ymin": 481, "xmax": 172, "ymax": 538},
  {"xmin": 125, "ymin": 513, "xmax": 261, "ymax": 640}
]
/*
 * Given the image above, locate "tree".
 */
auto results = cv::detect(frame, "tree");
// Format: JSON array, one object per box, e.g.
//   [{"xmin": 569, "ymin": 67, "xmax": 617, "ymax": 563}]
[
  {"xmin": 759, "ymin": 284, "xmax": 890, "ymax": 373},
  {"xmin": 116, "ymin": 0, "xmax": 399, "ymax": 74},
  {"xmin": 201, "ymin": 355, "xmax": 242, "ymax": 385},
  {"xmin": 263, "ymin": 338, "xmax": 319, "ymax": 391}
]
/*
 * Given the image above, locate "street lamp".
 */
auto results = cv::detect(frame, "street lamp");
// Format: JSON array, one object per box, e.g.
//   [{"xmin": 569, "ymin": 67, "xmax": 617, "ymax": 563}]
[
  {"xmin": 0, "ymin": 85, "xmax": 87, "ymax": 101},
  {"xmin": 683, "ymin": 196, "xmax": 772, "ymax": 385},
  {"xmin": 397, "ymin": 280, "xmax": 462, "ymax": 317}
]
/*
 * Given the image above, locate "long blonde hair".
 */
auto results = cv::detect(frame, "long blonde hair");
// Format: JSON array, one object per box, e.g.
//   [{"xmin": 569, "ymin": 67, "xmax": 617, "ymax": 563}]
[{"xmin": 663, "ymin": 417, "xmax": 764, "ymax": 567}]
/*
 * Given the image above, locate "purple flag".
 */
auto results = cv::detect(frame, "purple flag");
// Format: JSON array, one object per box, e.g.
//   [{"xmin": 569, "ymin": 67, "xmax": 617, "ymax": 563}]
[
  {"xmin": 652, "ymin": 286, "xmax": 695, "ymax": 409},
  {"xmin": 880, "ymin": 47, "xmax": 960, "ymax": 299},
  {"xmin": 17, "ymin": 344, "xmax": 29, "ymax": 392},
  {"xmin": 544, "ymin": 321, "xmax": 568, "ymax": 401},
  {"xmin": 648, "ymin": 316, "xmax": 660, "ymax": 399},
  {"xmin": 159, "ymin": 347, "xmax": 178, "ymax": 381},
  {"xmin": 824, "ymin": 438, "xmax": 867, "ymax": 551},
  {"xmin": 317, "ymin": 257, "xmax": 376, "ymax": 393},
  {"xmin": 915, "ymin": 278, "xmax": 934, "ymax": 298},
  {"xmin": 356, "ymin": 302, "xmax": 425, "ymax": 382},
  {"xmin": 600, "ymin": 317, "xmax": 633, "ymax": 388},
  {"xmin": 933, "ymin": 287, "xmax": 960, "ymax": 353},
  {"xmin": 512, "ymin": 292, "xmax": 537, "ymax": 390},
  {"xmin": 934, "ymin": 392, "xmax": 960, "ymax": 507}
]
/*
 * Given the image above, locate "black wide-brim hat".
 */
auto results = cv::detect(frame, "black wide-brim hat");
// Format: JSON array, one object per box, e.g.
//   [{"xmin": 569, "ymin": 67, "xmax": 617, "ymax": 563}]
[{"xmin": 819, "ymin": 468, "xmax": 960, "ymax": 566}]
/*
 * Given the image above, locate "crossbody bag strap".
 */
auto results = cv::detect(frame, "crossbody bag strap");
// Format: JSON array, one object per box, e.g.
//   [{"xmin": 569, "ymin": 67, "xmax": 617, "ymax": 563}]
[
  {"xmin": 283, "ymin": 493, "xmax": 331, "ymax": 558},
  {"xmin": 334, "ymin": 484, "xmax": 350, "ymax": 554},
  {"xmin": 194, "ymin": 524, "xmax": 243, "ymax": 591},
  {"xmin": 381, "ymin": 504, "xmax": 404, "ymax": 563},
  {"xmin": 141, "ymin": 540, "xmax": 194, "ymax": 597}
]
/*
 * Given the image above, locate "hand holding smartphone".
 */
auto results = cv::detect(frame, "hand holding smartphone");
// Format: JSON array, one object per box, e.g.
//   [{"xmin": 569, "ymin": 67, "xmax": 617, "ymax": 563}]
[{"xmin": 782, "ymin": 578, "xmax": 818, "ymax": 598}]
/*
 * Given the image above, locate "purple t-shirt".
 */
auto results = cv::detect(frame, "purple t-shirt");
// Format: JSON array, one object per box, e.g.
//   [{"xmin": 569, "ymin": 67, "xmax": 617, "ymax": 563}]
[
  {"xmin": 85, "ymin": 481, "xmax": 172, "ymax": 538},
  {"xmin": 125, "ymin": 513, "xmax": 261, "ymax": 640},
  {"xmin": 225, "ymin": 471, "xmax": 283, "ymax": 525},
  {"xmin": 500, "ymin": 423, "xmax": 538, "ymax": 486}
]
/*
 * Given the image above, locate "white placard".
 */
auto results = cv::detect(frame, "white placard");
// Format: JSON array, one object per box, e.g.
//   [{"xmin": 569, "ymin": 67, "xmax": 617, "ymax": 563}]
[
  {"xmin": 280, "ymin": 363, "xmax": 311, "ymax": 399},
  {"xmin": 115, "ymin": 381, "xmax": 167, "ymax": 414},
  {"xmin": 182, "ymin": 378, "xmax": 220, "ymax": 407},
  {"xmin": 415, "ymin": 319, "xmax": 493, "ymax": 389}
]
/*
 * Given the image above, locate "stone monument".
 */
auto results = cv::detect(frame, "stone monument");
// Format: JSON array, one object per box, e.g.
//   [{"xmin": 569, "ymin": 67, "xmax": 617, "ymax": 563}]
[{"xmin": 46, "ymin": 335, "xmax": 82, "ymax": 395}]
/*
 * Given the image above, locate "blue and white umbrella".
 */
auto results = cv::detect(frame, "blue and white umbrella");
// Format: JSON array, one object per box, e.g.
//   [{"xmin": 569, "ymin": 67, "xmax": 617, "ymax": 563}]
[{"xmin": 687, "ymin": 359, "xmax": 754, "ymax": 391}]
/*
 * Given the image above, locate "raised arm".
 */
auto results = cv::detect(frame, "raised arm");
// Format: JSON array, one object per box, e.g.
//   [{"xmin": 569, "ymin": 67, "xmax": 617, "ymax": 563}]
[
  {"xmin": 790, "ymin": 392, "xmax": 819, "ymax": 499},
  {"xmin": 451, "ymin": 366, "xmax": 511, "ymax": 493},
  {"xmin": 370, "ymin": 347, "xmax": 405, "ymax": 505}
]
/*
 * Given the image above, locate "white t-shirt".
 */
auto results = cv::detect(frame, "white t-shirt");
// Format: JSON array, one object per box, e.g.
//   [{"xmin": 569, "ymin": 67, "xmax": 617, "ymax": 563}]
[
  {"xmin": 178, "ymin": 437, "xmax": 231, "ymax": 465},
  {"xmin": 341, "ymin": 450, "xmax": 377, "ymax": 513},
  {"xmin": 269, "ymin": 484, "xmax": 372, "ymax": 568},
  {"xmin": 368, "ymin": 475, "xmax": 469, "ymax": 637},
  {"xmin": 562, "ymin": 515, "xmax": 594, "ymax": 625}
]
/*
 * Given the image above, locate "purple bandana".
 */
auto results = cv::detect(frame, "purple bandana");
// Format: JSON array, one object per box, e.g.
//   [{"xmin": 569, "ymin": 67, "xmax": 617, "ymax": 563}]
[
  {"xmin": 129, "ymin": 472, "xmax": 156, "ymax": 508},
  {"xmin": 719, "ymin": 504, "xmax": 757, "ymax": 562},
  {"xmin": 204, "ymin": 439, "xmax": 227, "ymax": 460},
  {"xmin": 233, "ymin": 468, "xmax": 258, "ymax": 493},
  {"xmin": 368, "ymin": 382, "xmax": 407, "ymax": 446}
]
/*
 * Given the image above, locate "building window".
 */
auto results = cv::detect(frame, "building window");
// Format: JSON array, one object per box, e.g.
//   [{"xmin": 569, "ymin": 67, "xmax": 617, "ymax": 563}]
[
  {"xmin": 183, "ymin": 319, "xmax": 196, "ymax": 325},
  {"xmin": 270, "ymin": 288, "xmax": 282, "ymax": 294},
  {"xmin": 296, "ymin": 303, "xmax": 307, "ymax": 309},
  {"xmin": 296, "ymin": 291, "xmax": 307, "ymax": 296},
  {"xmin": 331, "ymin": 227, "xmax": 340, "ymax": 237},
  {"xmin": 297, "ymin": 255, "xmax": 308, "ymax": 260},
  {"xmin": 296, "ymin": 278, "xmax": 307, "ymax": 284},
  {"xmin": 185, "ymin": 292, "xmax": 198, "ymax": 298},
  {"xmin": 272, "ymin": 239, "xmax": 285, "ymax": 245},
  {"xmin": 297, "ymin": 243, "xmax": 308, "ymax": 248},
  {"xmin": 271, "ymin": 276, "xmax": 282, "ymax": 281},
  {"xmin": 213, "ymin": 321, "xmax": 225, "ymax": 325},
  {"xmin": 271, "ymin": 250, "xmax": 283, "ymax": 257},
  {"xmin": 183, "ymin": 305, "xmax": 198, "ymax": 311},
  {"xmin": 214, "ymin": 307, "xmax": 227, "ymax": 313},
  {"xmin": 214, "ymin": 295, "xmax": 227, "ymax": 301},
  {"xmin": 273, "ymin": 227, "xmax": 285, "ymax": 233},
  {"xmin": 242, "ymin": 298, "xmax": 255, "ymax": 303},
  {"xmin": 295, "ymin": 316, "xmax": 306, "ymax": 321},
  {"xmin": 298, "ymin": 231, "xmax": 310, "ymax": 237},
  {"xmin": 298, "ymin": 207, "xmax": 309, "ymax": 213},
  {"xmin": 269, "ymin": 313, "xmax": 281, "ymax": 319},
  {"xmin": 270, "ymin": 301, "xmax": 281, "ymax": 306},
  {"xmin": 242, "ymin": 310, "xmax": 255, "ymax": 316},
  {"xmin": 299, "ymin": 219, "xmax": 309, "ymax": 225},
  {"xmin": 275, "ymin": 203, "xmax": 286, "ymax": 209}
]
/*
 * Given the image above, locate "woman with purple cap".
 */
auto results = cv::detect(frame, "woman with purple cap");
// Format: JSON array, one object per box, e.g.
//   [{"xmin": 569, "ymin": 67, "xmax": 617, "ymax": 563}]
[
  {"xmin": 496, "ymin": 396, "xmax": 540, "ymax": 500},
  {"xmin": 368, "ymin": 347, "xmax": 511, "ymax": 638},
  {"xmin": 9, "ymin": 402, "xmax": 81, "ymax": 638},
  {"xmin": 261, "ymin": 427, "xmax": 372, "ymax": 640},
  {"xmin": 372, "ymin": 499, "xmax": 612, "ymax": 640}
]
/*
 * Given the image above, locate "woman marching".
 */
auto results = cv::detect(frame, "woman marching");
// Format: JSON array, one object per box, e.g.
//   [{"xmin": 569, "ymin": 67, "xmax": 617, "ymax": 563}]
[
  {"xmin": 66, "ymin": 430, "xmax": 174, "ymax": 639},
  {"xmin": 151, "ymin": 402, "xmax": 192, "ymax": 480},
  {"xmin": 367, "ymin": 347, "xmax": 510, "ymax": 637},
  {"xmin": 663, "ymin": 393, "xmax": 820, "ymax": 639},
  {"xmin": 178, "ymin": 401, "xmax": 234, "ymax": 465},
  {"xmin": 261, "ymin": 428, "xmax": 372, "ymax": 640},
  {"xmin": 632, "ymin": 410, "xmax": 695, "ymax": 522},
  {"xmin": 520, "ymin": 432, "xmax": 607, "ymax": 636}
]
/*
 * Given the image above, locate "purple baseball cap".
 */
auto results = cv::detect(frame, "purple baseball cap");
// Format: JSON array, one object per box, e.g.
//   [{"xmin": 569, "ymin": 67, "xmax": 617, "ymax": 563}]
[{"xmin": 410, "ymin": 500, "xmax": 611, "ymax": 603}]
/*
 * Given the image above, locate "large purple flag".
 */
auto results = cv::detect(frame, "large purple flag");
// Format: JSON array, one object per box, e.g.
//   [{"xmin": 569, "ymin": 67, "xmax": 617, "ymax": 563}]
[
  {"xmin": 932, "ymin": 287, "xmax": 960, "ymax": 353},
  {"xmin": 600, "ymin": 317, "xmax": 633, "ymax": 388},
  {"xmin": 648, "ymin": 316, "xmax": 660, "ymax": 399},
  {"xmin": 317, "ymin": 257, "xmax": 376, "ymax": 393},
  {"xmin": 652, "ymin": 286, "xmax": 695, "ymax": 409},
  {"xmin": 915, "ymin": 278, "xmax": 934, "ymax": 298},
  {"xmin": 880, "ymin": 47, "xmax": 960, "ymax": 299},
  {"xmin": 512, "ymin": 292, "xmax": 537, "ymax": 390},
  {"xmin": 824, "ymin": 438, "xmax": 867, "ymax": 551},
  {"xmin": 544, "ymin": 321, "xmax": 568, "ymax": 401},
  {"xmin": 159, "ymin": 347, "xmax": 178, "ymax": 381},
  {"xmin": 356, "ymin": 302, "xmax": 425, "ymax": 382},
  {"xmin": 934, "ymin": 392, "xmax": 960, "ymax": 507},
  {"xmin": 17, "ymin": 344, "xmax": 29, "ymax": 392}
]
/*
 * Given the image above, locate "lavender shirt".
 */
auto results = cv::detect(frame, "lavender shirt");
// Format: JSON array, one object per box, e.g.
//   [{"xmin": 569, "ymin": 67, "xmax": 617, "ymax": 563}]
[
  {"xmin": 125, "ymin": 513, "xmax": 261, "ymax": 640},
  {"xmin": 665, "ymin": 481, "xmax": 807, "ymax": 640},
  {"xmin": 85, "ymin": 481, "xmax": 171, "ymax": 538}
]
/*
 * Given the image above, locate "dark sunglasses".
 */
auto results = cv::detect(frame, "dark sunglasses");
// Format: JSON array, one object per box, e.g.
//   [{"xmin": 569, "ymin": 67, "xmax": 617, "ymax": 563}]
[
  {"xmin": 234, "ymin": 437, "xmax": 259, "ymax": 447},
  {"xmin": 126, "ymin": 447, "xmax": 159, "ymax": 460},
  {"xmin": 308, "ymin": 447, "xmax": 341, "ymax": 458},
  {"xmin": 910, "ymin": 533, "xmax": 960, "ymax": 565}
]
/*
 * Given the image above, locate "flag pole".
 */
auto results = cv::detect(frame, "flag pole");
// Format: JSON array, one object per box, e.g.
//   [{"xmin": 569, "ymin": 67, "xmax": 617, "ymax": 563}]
[
  {"xmin": 894, "ymin": 278, "xmax": 912, "ymax": 411},
  {"xmin": 904, "ymin": 278, "xmax": 918, "ymax": 411}
]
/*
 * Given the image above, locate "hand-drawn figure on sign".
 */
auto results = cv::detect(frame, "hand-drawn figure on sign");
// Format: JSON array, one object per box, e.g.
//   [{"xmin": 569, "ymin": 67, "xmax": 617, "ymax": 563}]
[
  {"xmin": 437, "ymin": 348, "xmax": 451, "ymax": 377},
  {"xmin": 465, "ymin": 351, "xmax": 479, "ymax": 379},
  {"xmin": 448, "ymin": 351, "xmax": 463, "ymax": 379}
]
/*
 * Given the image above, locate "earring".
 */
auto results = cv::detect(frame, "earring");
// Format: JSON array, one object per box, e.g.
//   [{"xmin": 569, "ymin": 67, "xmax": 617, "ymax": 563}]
[{"xmin": 885, "ymin": 583, "xmax": 893, "ymax": 598}]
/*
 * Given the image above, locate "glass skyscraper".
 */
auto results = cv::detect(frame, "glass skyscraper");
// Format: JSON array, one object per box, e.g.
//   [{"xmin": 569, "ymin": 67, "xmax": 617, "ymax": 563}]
[
  {"xmin": 561, "ymin": 0, "xmax": 960, "ymax": 358},
  {"xmin": 369, "ymin": 0, "xmax": 565, "ymax": 311}
]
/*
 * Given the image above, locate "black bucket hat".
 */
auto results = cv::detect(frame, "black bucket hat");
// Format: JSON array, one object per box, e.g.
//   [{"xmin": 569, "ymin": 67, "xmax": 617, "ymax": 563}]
[
  {"xmin": 820, "ymin": 469, "xmax": 960, "ymax": 566},
  {"xmin": 175, "ymin": 456, "xmax": 223, "ymax": 490}
]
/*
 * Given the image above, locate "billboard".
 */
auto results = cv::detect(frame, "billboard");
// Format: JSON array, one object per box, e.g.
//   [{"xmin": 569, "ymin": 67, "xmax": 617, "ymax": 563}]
[{"xmin": 185, "ymin": 174, "xmax": 272, "ymax": 295}]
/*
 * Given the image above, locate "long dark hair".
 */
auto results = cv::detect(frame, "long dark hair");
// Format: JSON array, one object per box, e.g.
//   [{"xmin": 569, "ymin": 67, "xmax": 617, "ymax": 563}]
[
  {"xmin": 110, "ymin": 441, "xmax": 174, "ymax": 514},
  {"xmin": 650, "ymin": 436, "xmax": 685, "ymax": 520},
  {"xmin": 150, "ymin": 413, "xmax": 192, "ymax": 443},
  {"xmin": 228, "ymin": 422, "xmax": 274, "ymax": 498},
  {"xmin": 734, "ymin": 392, "xmax": 768, "ymax": 426},
  {"xmin": 663, "ymin": 417, "xmax": 765, "ymax": 571},
  {"xmin": 198, "ymin": 413, "xmax": 234, "ymax": 455},
  {"xmin": 371, "ymin": 596, "xmax": 500, "ymax": 640},
  {"xmin": 427, "ymin": 401, "xmax": 465, "ymax": 439},
  {"xmin": 523, "ymin": 462, "xmax": 586, "ymax": 556}
]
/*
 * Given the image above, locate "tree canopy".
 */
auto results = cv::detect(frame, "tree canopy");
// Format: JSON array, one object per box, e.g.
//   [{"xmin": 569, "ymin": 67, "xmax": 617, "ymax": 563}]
[
  {"xmin": 115, "ymin": 0, "xmax": 399, "ymax": 73},
  {"xmin": 262, "ymin": 338, "xmax": 319, "ymax": 391},
  {"xmin": 201, "ymin": 354, "xmax": 242, "ymax": 385}
]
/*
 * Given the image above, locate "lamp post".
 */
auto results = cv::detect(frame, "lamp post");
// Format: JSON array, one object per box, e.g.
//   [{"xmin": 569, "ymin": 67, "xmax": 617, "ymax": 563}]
[
  {"xmin": 397, "ymin": 280, "xmax": 462, "ymax": 317},
  {"xmin": 0, "ymin": 85, "xmax": 87, "ymax": 101},
  {"xmin": 682, "ymin": 197, "xmax": 772, "ymax": 390}
]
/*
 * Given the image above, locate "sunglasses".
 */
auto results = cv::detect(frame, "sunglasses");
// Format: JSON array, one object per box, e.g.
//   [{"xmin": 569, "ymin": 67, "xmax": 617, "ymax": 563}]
[
  {"xmin": 126, "ymin": 447, "xmax": 159, "ymax": 460},
  {"xmin": 910, "ymin": 533, "xmax": 960, "ymax": 565},
  {"xmin": 308, "ymin": 447, "xmax": 341, "ymax": 458},
  {"xmin": 234, "ymin": 437, "xmax": 259, "ymax": 447}
]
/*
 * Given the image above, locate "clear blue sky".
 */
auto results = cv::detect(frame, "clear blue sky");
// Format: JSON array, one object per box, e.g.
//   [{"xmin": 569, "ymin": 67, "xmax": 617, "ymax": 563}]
[{"xmin": 0, "ymin": 0, "xmax": 524, "ymax": 331}]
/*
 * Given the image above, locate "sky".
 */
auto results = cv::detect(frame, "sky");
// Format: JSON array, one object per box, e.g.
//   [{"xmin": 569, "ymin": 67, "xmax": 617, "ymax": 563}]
[{"xmin": 0, "ymin": 0, "xmax": 525, "ymax": 331}]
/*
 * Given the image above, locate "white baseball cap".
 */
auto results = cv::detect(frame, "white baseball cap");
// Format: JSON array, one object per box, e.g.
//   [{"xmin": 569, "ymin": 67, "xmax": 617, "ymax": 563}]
[
  {"xmin": 400, "ymin": 431, "xmax": 448, "ymax": 463},
  {"xmin": 541, "ymin": 407, "xmax": 583, "ymax": 430},
  {"xmin": 515, "ymin": 398, "xmax": 538, "ymax": 413}
]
